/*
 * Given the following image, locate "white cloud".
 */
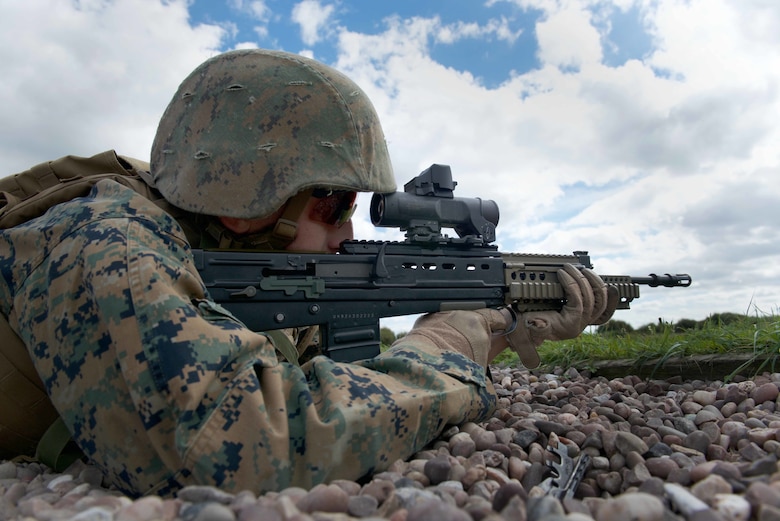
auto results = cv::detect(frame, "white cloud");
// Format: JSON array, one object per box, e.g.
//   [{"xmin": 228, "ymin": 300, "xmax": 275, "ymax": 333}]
[
  {"xmin": 229, "ymin": 0, "xmax": 271, "ymax": 20},
  {"xmin": 0, "ymin": 0, "xmax": 225, "ymax": 171},
  {"xmin": 536, "ymin": 6, "xmax": 603, "ymax": 69},
  {"xmin": 229, "ymin": 0, "xmax": 273, "ymax": 41},
  {"xmin": 435, "ymin": 17, "xmax": 523, "ymax": 45},
  {"xmin": 291, "ymin": 0, "xmax": 336, "ymax": 46},
  {"xmin": 333, "ymin": 0, "xmax": 780, "ymax": 327}
]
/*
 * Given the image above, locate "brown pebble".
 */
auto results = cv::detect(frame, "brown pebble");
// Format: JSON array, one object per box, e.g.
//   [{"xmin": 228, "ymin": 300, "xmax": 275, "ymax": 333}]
[
  {"xmin": 596, "ymin": 492, "xmax": 665, "ymax": 521},
  {"xmin": 297, "ymin": 483, "xmax": 349, "ymax": 514},
  {"xmin": 745, "ymin": 481, "xmax": 780, "ymax": 510},
  {"xmin": 491, "ymin": 481, "xmax": 526, "ymax": 512},
  {"xmin": 691, "ymin": 474, "xmax": 732, "ymax": 503},
  {"xmin": 330, "ymin": 479, "xmax": 361, "ymax": 496},
  {"xmin": 508, "ymin": 456, "xmax": 527, "ymax": 481},
  {"xmin": 752, "ymin": 383, "xmax": 780, "ymax": 404},
  {"xmin": 596, "ymin": 471, "xmax": 623, "ymax": 496},
  {"xmin": 645, "ymin": 457, "xmax": 678, "ymax": 479},
  {"xmin": 471, "ymin": 428, "xmax": 497, "ymax": 450},
  {"xmin": 237, "ymin": 503, "xmax": 283, "ymax": 521},
  {"xmin": 361, "ymin": 479, "xmax": 396, "ymax": 504}
]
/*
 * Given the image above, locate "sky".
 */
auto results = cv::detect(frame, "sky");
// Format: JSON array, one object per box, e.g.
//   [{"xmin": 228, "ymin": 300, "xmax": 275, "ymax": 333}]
[{"xmin": 1, "ymin": 0, "xmax": 778, "ymax": 334}]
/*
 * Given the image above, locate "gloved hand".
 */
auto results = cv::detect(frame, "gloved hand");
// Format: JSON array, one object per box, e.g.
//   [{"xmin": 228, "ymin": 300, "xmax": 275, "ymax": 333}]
[
  {"xmin": 401, "ymin": 309, "xmax": 510, "ymax": 368},
  {"xmin": 507, "ymin": 264, "xmax": 619, "ymax": 368},
  {"xmin": 398, "ymin": 265, "xmax": 618, "ymax": 369}
]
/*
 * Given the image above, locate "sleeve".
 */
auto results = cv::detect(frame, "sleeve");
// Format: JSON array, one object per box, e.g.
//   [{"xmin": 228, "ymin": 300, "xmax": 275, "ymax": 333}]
[{"xmin": 36, "ymin": 209, "xmax": 498, "ymax": 496}]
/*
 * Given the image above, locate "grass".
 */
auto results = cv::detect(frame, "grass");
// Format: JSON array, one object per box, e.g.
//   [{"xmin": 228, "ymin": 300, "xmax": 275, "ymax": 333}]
[{"xmin": 491, "ymin": 309, "xmax": 780, "ymax": 381}]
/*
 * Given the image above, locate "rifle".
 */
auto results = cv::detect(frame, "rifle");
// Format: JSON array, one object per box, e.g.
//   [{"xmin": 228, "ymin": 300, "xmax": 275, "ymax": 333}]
[{"xmin": 193, "ymin": 164, "xmax": 691, "ymax": 362}]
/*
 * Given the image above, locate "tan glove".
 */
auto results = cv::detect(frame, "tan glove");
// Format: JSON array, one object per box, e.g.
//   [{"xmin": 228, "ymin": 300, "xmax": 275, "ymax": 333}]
[
  {"xmin": 507, "ymin": 264, "xmax": 619, "ymax": 368},
  {"xmin": 397, "ymin": 265, "xmax": 618, "ymax": 369},
  {"xmin": 401, "ymin": 309, "xmax": 509, "ymax": 368}
]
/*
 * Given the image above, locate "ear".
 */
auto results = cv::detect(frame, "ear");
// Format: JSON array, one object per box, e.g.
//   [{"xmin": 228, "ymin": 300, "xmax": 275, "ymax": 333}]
[{"xmin": 218, "ymin": 216, "xmax": 252, "ymax": 234}]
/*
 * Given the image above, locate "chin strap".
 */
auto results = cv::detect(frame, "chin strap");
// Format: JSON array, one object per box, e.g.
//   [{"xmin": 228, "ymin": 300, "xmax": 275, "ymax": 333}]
[{"xmin": 202, "ymin": 189, "xmax": 313, "ymax": 250}]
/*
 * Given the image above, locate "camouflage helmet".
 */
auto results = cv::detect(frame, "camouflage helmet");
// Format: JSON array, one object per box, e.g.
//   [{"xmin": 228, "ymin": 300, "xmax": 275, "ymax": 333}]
[{"xmin": 151, "ymin": 49, "xmax": 396, "ymax": 219}]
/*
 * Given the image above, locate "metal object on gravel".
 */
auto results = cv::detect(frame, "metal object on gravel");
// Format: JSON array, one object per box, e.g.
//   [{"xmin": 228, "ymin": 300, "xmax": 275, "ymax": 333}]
[{"xmin": 539, "ymin": 442, "xmax": 591, "ymax": 500}]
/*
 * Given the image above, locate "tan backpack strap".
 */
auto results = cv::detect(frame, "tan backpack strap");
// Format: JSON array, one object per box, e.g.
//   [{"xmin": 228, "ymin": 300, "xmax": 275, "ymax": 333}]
[
  {"xmin": 1, "ymin": 150, "xmax": 133, "ymax": 200},
  {"xmin": 36, "ymin": 417, "xmax": 84, "ymax": 472},
  {"xmin": 0, "ymin": 313, "xmax": 60, "ymax": 460},
  {"xmin": 264, "ymin": 330, "xmax": 300, "ymax": 367},
  {"xmin": 296, "ymin": 326, "xmax": 319, "ymax": 358},
  {"xmin": 0, "ymin": 150, "xmax": 153, "ymax": 230},
  {"xmin": 116, "ymin": 154, "xmax": 152, "ymax": 177}
]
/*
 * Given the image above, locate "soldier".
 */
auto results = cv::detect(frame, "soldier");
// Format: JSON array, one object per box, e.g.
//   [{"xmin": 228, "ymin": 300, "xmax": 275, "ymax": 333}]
[{"xmin": 0, "ymin": 49, "xmax": 616, "ymax": 497}]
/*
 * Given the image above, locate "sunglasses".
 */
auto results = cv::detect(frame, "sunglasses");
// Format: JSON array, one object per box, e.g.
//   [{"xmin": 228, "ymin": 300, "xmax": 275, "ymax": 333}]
[{"xmin": 310, "ymin": 188, "xmax": 357, "ymax": 228}]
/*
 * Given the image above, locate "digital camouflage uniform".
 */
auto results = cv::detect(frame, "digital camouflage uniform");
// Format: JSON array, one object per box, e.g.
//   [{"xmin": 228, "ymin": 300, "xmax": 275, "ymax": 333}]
[
  {"xmin": 0, "ymin": 48, "xmax": 499, "ymax": 498},
  {"xmin": 0, "ymin": 179, "xmax": 496, "ymax": 497}
]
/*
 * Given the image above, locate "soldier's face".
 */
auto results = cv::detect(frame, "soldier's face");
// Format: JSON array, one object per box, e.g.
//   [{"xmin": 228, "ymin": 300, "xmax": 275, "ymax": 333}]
[
  {"xmin": 285, "ymin": 195, "xmax": 355, "ymax": 253},
  {"xmin": 218, "ymin": 192, "xmax": 356, "ymax": 253}
]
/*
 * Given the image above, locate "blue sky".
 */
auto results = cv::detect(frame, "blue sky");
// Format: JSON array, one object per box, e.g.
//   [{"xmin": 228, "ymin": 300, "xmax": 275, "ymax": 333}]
[
  {"xmin": 187, "ymin": 1, "xmax": 653, "ymax": 86},
  {"xmin": 1, "ymin": 0, "xmax": 779, "ymax": 333},
  {"xmin": 188, "ymin": 0, "xmax": 546, "ymax": 86}
]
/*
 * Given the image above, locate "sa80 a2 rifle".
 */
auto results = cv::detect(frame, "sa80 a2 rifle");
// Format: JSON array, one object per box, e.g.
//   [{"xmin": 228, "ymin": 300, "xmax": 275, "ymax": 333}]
[{"xmin": 193, "ymin": 164, "xmax": 691, "ymax": 362}]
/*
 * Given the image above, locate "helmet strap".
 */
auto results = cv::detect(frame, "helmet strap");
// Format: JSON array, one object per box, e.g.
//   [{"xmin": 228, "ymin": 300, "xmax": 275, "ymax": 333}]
[
  {"xmin": 202, "ymin": 189, "xmax": 313, "ymax": 250},
  {"xmin": 267, "ymin": 188, "xmax": 312, "ymax": 247}
]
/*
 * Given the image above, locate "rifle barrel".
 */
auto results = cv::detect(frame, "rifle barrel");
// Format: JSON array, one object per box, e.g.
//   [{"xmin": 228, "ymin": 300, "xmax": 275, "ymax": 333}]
[{"xmin": 630, "ymin": 273, "xmax": 692, "ymax": 288}]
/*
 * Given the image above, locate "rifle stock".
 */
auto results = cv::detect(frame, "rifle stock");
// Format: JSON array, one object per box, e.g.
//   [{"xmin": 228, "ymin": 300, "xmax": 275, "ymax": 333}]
[{"xmin": 194, "ymin": 164, "xmax": 691, "ymax": 362}]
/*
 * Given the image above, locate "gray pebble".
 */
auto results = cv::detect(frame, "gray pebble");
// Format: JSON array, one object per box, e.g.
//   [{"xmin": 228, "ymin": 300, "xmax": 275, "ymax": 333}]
[
  {"xmin": 181, "ymin": 502, "xmax": 236, "ymax": 521},
  {"xmin": 491, "ymin": 480, "xmax": 526, "ymax": 512},
  {"xmin": 0, "ymin": 461, "xmax": 17, "ymax": 479},
  {"xmin": 236, "ymin": 503, "xmax": 283, "ymax": 521},
  {"xmin": 347, "ymin": 494, "xmax": 378, "ymax": 517},
  {"xmin": 514, "ymin": 429, "xmax": 541, "ymax": 449},
  {"xmin": 684, "ymin": 430, "xmax": 712, "ymax": 454},
  {"xmin": 526, "ymin": 495, "xmax": 565, "ymax": 521},
  {"xmin": 177, "ymin": 485, "xmax": 235, "ymax": 504},
  {"xmin": 614, "ymin": 431, "xmax": 648, "ymax": 456},
  {"xmin": 423, "ymin": 455, "xmax": 451, "ymax": 484}
]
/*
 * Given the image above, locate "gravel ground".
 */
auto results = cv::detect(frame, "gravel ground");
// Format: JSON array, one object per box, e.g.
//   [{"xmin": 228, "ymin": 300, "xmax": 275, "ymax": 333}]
[{"xmin": 3, "ymin": 365, "xmax": 780, "ymax": 521}]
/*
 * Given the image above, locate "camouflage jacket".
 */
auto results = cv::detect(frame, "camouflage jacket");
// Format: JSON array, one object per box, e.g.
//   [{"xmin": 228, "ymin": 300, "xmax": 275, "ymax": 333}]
[{"xmin": 0, "ymin": 178, "xmax": 496, "ymax": 497}]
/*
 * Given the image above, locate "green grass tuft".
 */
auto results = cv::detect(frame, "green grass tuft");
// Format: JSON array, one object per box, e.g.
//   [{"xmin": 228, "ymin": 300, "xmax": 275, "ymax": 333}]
[{"xmin": 492, "ymin": 308, "xmax": 780, "ymax": 380}]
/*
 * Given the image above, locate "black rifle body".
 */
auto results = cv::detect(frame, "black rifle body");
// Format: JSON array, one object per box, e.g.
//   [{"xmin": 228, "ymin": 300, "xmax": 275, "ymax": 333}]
[{"xmin": 193, "ymin": 243, "xmax": 689, "ymax": 362}]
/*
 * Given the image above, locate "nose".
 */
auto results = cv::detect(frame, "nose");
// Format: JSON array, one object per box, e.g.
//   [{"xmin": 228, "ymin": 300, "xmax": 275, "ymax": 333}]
[{"xmin": 327, "ymin": 220, "xmax": 354, "ymax": 252}]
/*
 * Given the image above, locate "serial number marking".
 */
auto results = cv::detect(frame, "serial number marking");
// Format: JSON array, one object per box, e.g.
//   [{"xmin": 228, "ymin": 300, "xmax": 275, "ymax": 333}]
[{"xmin": 332, "ymin": 313, "xmax": 376, "ymax": 319}]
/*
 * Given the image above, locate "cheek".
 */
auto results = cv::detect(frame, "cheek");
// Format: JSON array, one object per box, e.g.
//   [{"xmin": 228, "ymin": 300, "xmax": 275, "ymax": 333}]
[
  {"xmin": 286, "ymin": 220, "xmax": 330, "ymax": 251},
  {"xmin": 334, "ymin": 221, "xmax": 354, "ymax": 244}
]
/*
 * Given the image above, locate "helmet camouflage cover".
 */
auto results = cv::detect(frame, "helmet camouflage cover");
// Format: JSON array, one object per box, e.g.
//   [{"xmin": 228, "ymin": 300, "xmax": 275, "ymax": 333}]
[{"xmin": 151, "ymin": 49, "xmax": 396, "ymax": 219}]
